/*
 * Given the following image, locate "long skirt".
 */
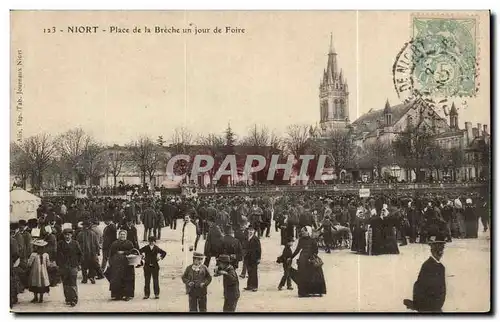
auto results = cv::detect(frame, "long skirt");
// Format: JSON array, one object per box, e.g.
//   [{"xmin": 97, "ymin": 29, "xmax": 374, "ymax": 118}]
[
  {"xmin": 292, "ymin": 258, "xmax": 326, "ymax": 297},
  {"xmin": 351, "ymin": 227, "xmax": 366, "ymax": 253},
  {"xmin": 110, "ymin": 264, "xmax": 135, "ymax": 298}
]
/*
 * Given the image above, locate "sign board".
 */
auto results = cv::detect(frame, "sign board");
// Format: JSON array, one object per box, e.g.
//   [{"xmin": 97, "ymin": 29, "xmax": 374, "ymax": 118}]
[
  {"xmin": 154, "ymin": 191, "xmax": 161, "ymax": 198},
  {"xmin": 359, "ymin": 188, "xmax": 370, "ymax": 198}
]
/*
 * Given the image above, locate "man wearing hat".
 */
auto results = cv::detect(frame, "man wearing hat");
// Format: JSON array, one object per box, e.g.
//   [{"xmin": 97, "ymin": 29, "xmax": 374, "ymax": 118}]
[
  {"xmin": 215, "ymin": 254, "xmax": 240, "ymax": 312},
  {"xmin": 221, "ymin": 225, "xmax": 243, "ymax": 269},
  {"xmin": 76, "ymin": 220, "xmax": 100, "ymax": 284},
  {"xmin": 17, "ymin": 219, "xmax": 32, "ymax": 269},
  {"xmin": 243, "ymin": 225, "xmax": 261, "ymax": 292},
  {"xmin": 182, "ymin": 252, "xmax": 212, "ymax": 312},
  {"xmin": 139, "ymin": 236, "xmax": 167, "ymax": 299},
  {"xmin": 56, "ymin": 228, "xmax": 83, "ymax": 307},
  {"xmin": 404, "ymin": 237, "xmax": 447, "ymax": 312}
]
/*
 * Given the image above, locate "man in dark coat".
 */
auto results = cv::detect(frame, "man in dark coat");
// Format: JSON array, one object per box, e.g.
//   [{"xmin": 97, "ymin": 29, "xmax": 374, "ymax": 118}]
[
  {"xmin": 76, "ymin": 221, "xmax": 100, "ymax": 284},
  {"xmin": 243, "ymin": 226, "xmax": 261, "ymax": 292},
  {"xmin": 120, "ymin": 219, "xmax": 140, "ymax": 249},
  {"xmin": 139, "ymin": 236, "xmax": 167, "ymax": 299},
  {"xmin": 101, "ymin": 219, "xmax": 118, "ymax": 271},
  {"xmin": 404, "ymin": 238, "xmax": 446, "ymax": 312},
  {"xmin": 215, "ymin": 254, "xmax": 240, "ymax": 312},
  {"xmin": 221, "ymin": 225, "xmax": 243, "ymax": 269},
  {"xmin": 142, "ymin": 205, "xmax": 157, "ymax": 241},
  {"xmin": 57, "ymin": 228, "xmax": 83, "ymax": 307},
  {"xmin": 261, "ymin": 205, "xmax": 272, "ymax": 237},
  {"xmin": 167, "ymin": 200, "xmax": 179, "ymax": 230}
]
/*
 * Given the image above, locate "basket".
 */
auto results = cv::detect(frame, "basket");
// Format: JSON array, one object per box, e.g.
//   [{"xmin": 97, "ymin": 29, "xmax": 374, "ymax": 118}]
[{"xmin": 126, "ymin": 249, "xmax": 142, "ymax": 266}]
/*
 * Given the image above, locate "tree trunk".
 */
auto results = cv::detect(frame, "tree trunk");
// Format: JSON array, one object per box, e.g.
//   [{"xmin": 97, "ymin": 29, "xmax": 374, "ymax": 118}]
[{"xmin": 113, "ymin": 175, "xmax": 117, "ymax": 187}]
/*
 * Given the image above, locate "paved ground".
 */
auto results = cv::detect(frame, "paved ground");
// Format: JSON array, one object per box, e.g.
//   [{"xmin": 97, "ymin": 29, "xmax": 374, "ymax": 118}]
[{"xmin": 13, "ymin": 220, "xmax": 491, "ymax": 313}]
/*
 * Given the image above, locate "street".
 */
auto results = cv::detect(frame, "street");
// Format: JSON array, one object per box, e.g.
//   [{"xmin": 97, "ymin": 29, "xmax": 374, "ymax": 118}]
[{"xmin": 13, "ymin": 220, "xmax": 491, "ymax": 313}]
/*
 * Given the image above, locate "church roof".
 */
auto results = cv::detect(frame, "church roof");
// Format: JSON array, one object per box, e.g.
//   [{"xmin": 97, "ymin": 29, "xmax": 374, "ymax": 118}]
[
  {"xmin": 434, "ymin": 130, "xmax": 465, "ymax": 139},
  {"xmin": 351, "ymin": 101, "xmax": 414, "ymax": 136}
]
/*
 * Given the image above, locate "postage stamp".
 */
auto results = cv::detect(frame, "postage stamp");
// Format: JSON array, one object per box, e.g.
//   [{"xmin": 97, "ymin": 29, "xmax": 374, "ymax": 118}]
[{"xmin": 393, "ymin": 16, "xmax": 478, "ymax": 101}]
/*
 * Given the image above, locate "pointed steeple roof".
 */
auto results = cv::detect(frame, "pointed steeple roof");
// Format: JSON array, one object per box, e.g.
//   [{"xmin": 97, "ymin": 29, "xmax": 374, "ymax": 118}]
[
  {"xmin": 450, "ymin": 102, "xmax": 458, "ymax": 115},
  {"xmin": 384, "ymin": 99, "xmax": 391, "ymax": 113},
  {"xmin": 325, "ymin": 33, "xmax": 338, "ymax": 84},
  {"xmin": 329, "ymin": 32, "xmax": 336, "ymax": 54}
]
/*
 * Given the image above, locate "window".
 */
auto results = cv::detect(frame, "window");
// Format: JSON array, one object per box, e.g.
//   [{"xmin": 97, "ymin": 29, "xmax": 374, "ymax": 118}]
[
  {"xmin": 407, "ymin": 116, "xmax": 413, "ymax": 129},
  {"xmin": 385, "ymin": 114, "xmax": 392, "ymax": 125}
]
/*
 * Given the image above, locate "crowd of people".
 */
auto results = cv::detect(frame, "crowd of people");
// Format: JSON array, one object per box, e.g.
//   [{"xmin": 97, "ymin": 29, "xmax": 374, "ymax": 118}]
[{"xmin": 10, "ymin": 188, "xmax": 489, "ymax": 312}]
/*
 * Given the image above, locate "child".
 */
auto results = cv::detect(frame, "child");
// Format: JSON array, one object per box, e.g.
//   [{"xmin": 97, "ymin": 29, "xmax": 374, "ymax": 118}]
[
  {"xmin": 215, "ymin": 254, "xmax": 240, "ymax": 312},
  {"xmin": 277, "ymin": 238, "xmax": 294, "ymax": 290},
  {"xmin": 139, "ymin": 235, "xmax": 167, "ymax": 299},
  {"xmin": 181, "ymin": 252, "xmax": 212, "ymax": 312},
  {"xmin": 318, "ymin": 215, "xmax": 334, "ymax": 253},
  {"xmin": 27, "ymin": 239, "xmax": 51, "ymax": 303}
]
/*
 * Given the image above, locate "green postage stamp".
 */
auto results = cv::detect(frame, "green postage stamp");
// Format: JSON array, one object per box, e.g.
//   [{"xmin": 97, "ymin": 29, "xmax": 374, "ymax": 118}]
[{"xmin": 411, "ymin": 16, "xmax": 477, "ymax": 98}]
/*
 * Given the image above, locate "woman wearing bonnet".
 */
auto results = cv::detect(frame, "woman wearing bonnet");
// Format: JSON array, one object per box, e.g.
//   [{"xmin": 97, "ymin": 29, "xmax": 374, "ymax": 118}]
[
  {"xmin": 290, "ymin": 226, "xmax": 326, "ymax": 298},
  {"xmin": 108, "ymin": 230, "xmax": 136, "ymax": 301}
]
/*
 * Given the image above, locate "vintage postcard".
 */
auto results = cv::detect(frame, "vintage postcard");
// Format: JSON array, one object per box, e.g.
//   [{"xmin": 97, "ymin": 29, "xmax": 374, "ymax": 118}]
[{"xmin": 9, "ymin": 10, "xmax": 491, "ymax": 313}]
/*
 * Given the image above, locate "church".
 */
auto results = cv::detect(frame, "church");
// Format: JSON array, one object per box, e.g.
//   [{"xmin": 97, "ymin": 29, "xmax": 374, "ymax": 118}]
[{"xmin": 309, "ymin": 35, "xmax": 490, "ymax": 183}]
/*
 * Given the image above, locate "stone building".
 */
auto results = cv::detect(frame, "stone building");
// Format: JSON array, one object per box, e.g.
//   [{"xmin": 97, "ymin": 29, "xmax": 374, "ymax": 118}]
[
  {"xmin": 319, "ymin": 34, "xmax": 350, "ymax": 134},
  {"xmin": 310, "ymin": 36, "xmax": 490, "ymax": 183}
]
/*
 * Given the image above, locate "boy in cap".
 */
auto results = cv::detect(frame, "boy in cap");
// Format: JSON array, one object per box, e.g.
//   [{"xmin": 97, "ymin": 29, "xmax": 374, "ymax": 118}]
[
  {"xmin": 139, "ymin": 235, "xmax": 167, "ymax": 299},
  {"xmin": 215, "ymin": 254, "xmax": 240, "ymax": 312},
  {"xmin": 404, "ymin": 236, "xmax": 446, "ymax": 312},
  {"xmin": 182, "ymin": 252, "xmax": 212, "ymax": 312},
  {"xmin": 277, "ymin": 238, "xmax": 294, "ymax": 291}
]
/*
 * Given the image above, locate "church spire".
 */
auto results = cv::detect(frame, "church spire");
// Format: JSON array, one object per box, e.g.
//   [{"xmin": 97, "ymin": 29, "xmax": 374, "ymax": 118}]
[
  {"xmin": 329, "ymin": 32, "xmax": 335, "ymax": 54},
  {"xmin": 326, "ymin": 33, "xmax": 338, "ymax": 83}
]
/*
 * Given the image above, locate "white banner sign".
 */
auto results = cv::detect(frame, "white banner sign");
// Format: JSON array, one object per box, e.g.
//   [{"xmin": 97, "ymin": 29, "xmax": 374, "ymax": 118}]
[{"xmin": 359, "ymin": 188, "xmax": 370, "ymax": 198}]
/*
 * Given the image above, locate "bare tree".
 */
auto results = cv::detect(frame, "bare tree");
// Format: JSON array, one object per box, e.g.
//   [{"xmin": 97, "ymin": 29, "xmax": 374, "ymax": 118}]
[
  {"xmin": 363, "ymin": 139, "xmax": 394, "ymax": 182},
  {"xmin": 196, "ymin": 133, "xmax": 225, "ymax": 184},
  {"xmin": 106, "ymin": 150, "xmax": 126, "ymax": 187},
  {"xmin": 324, "ymin": 130, "xmax": 357, "ymax": 179},
  {"xmin": 81, "ymin": 142, "xmax": 106, "ymax": 186},
  {"xmin": 393, "ymin": 125, "xmax": 435, "ymax": 182},
  {"xmin": 170, "ymin": 127, "xmax": 193, "ymax": 155},
  {"xmin": 284, "ymin": 124, "xmax": 310, "ymax": 158},
  {"xmin": 240, "ymin": 124, "xmax": 271, "ymax": 146},
  {"xmin": 15, "ymin": 134, "xmax": 56, "ymax": 189},
  {"xmin": 10, "ymin": 142, "xmax": 31, "ymax": 188},
  {"xmin": 55, "ymin": 128, "xmax": 92, "ymax": 184},
  {"xmin": 129, "ymin": 136, "xmax": 165, "ymax": 186}
]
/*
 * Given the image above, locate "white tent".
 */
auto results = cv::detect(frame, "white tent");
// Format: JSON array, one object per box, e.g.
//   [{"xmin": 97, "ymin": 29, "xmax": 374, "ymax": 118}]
[{"xmin": 10, "ymin": 188, "xmax": 41, "ymax": 222}]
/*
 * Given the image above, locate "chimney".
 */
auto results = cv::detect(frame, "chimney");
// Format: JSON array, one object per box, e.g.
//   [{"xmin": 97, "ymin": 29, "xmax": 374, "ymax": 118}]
[
  {"xmin": 477, "ymin": 123, "xmax": 482, "ymax": 136},
  {"xmin": 472, "ymin": 127, "xmax": 479, "ymax": 138},
  {"xmin": 465, "ymin": 122, "xmax": 473, "ymax": 145},
  {"xmin": 483, "ymin": 124, "xmax": 488, "ymax": 135}
]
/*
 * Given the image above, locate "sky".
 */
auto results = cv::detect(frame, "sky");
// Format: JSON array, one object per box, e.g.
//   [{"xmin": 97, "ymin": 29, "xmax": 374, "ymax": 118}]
[{"xmin": 10, "ymin": 11, "xmax": 490, "ymax": 145}]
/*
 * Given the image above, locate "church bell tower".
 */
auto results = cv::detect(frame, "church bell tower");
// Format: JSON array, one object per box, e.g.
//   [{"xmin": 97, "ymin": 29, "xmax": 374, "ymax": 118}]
[{"xmin": 319, "ymin": 34, "xmax": 350, "ymax": 133}]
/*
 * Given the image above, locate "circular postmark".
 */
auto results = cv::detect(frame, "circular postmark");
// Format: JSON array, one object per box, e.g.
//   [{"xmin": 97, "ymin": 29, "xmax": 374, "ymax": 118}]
[{"xmin": 392, "ymin": 34, "xmax": 478, "ymax": 102}]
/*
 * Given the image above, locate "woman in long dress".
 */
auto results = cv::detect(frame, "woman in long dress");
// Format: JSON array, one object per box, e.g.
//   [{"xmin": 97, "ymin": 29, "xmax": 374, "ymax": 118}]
[
  {"xmin": 290, "ymin": 226, "xmax": 326, "ymax": 298},
  {"xmin": 351, "ymin": 205, "xmax": 368, "ymax": 254},
  {"xmin": 108, "ymin": 230, "xmax": 136, "ymax": 301},
  {"xmin": 464, "ymin": 200, "xmax": 478, "ymax": 238},
  {"xmin": 380, "ymin": 204, "xmax": 400, "ymax": 255},
  {"xmin": 27, "ymin": 240, "xmax": 51, "ymax": 303}
]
